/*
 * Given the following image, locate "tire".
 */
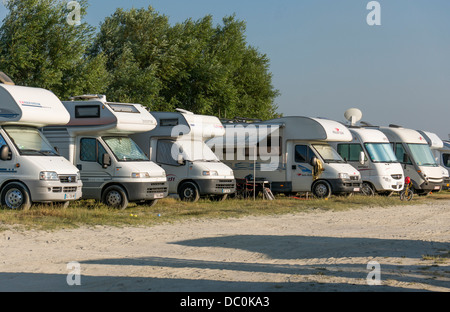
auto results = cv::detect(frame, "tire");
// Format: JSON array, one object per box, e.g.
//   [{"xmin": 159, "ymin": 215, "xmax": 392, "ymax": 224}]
[
  {"xmin": 102, "ymin": 185, "xmax": 129, "ymax": 210},
  {"xmin": 400, "ymin": 189, "xmax": 414, "ymax": 201},
  {"xmin": 1, "ymin": 182, "xmax": 32, "ymax": 210},
  {"xmin": 361, "ymin": 182, "xmax": 375, "ymax": 196},
  {"xmin": 312, "ymin": 180, "xmax": 331, "ymax": 199},
  {"xmin": 178, "ymin": 182, "xmax": 200, "ymax": 202}
]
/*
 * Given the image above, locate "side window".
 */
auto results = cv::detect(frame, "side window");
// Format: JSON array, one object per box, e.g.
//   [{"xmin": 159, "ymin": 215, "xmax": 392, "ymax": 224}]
[
  {"xmin": 80, "ymin": 138, "xmax": 96, "ymax": 161},
  {"xmin": 443, "ymin": 153, "xmax": 450, "ymax": 168},
  {"xmin": 156, "ymin": 140, "xmax": 180, "ymax": 166},
  {"xmin": 337, "ymin": 144, "xmax": 363, "ymax": 161},
  {"xmin": 295, "ymin": 145, "xmax": 314, "ymax": 163},
  {"xmin": 394, "ymin": 143, "xmax": 411, "ymax": 164},
  {"xmin": 0, "ymin": 134, "xmax": 7, "ymax": 147},
  {"xmin": 80, "ymin": 138, "xmax": 107, "ymax": 164}
]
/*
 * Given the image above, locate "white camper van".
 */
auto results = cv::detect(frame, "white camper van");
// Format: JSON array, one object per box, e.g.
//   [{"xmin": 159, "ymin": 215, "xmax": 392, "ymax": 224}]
[
  {"xmin": 42, "ymin": 95, "xmax": 168, "ymax": 209},
  {"xmin": 0, "ymin": 83, "xmax": 82, "ymax": 209},
  {"xmin": 378, "ymin": 125, "xmax": 444, "ymax": 195},
  {"xmin": 208, "ymin": 116, "xmax": 362, "ymax": 198},
  {"xmin": 437, "ymin": 141, "xmax": 450, "ymax": 190},
  {"xmin": 417, "ymin": 130, "xmax": 450, "ymax": 190},
  {"xmin": 331, "ymin": 127, "xmax": 404, "ymax": 195},
  {"xmin": 131, "ymin": 109, "xmax": 236, "ymax": 202}
]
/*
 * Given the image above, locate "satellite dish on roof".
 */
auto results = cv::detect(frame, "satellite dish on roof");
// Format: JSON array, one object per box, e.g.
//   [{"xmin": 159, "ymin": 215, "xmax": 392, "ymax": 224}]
[{"xmin": 344, "ymin": 108, "xmax": 362, "ymax": 126}]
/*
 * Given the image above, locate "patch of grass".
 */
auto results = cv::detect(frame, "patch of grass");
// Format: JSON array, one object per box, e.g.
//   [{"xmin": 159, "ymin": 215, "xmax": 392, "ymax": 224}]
[{"xmin": 0, "ymin": 191, "xmax": 449, "ymax": 232}]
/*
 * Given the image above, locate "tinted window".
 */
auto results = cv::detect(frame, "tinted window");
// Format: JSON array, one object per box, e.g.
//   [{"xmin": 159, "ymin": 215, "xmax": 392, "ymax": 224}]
[
  {"xmin": 337, "ymin": 143, "xmax": 363, "ymax": 161},
  {"xmin": 295, "ymin": 145, "xmax": 314, "ymax": 163}
]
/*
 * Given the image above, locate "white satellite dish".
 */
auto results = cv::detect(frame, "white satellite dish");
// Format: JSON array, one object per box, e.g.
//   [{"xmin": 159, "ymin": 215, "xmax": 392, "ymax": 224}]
[{"xmin": 344, "ymin": 108, "xmax": 362, "ymax": 126}]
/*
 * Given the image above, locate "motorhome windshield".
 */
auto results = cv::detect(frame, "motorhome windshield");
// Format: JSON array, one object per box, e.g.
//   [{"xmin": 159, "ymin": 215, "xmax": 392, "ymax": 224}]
[
  {"xmin": 4, "ymin": 126, "xmax": 58, "ymax": 156},
  {"xmin": 312, "ymin": 144, "xmax": 345, "ymax": 163},
  {"xmin": 364, "ymin": 143, "xmax": 398, "ymax": 163},
  {"xmin": 103, "ymin": 136, "xmax": 148, "ymax": 161},
  {"xmin": 407, "ymin": 143, "xmax": 437, "ymax": 167}
]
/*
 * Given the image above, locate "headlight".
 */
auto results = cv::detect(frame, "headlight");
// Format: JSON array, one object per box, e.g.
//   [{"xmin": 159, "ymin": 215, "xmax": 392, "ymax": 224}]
[
  {"xmin": 202, "ymin": 170, "xmax": 218, "ymax": 176},
  {"xmin": 132, "ymin": 172, "xmax": 150, "ymax": 178},
  {"xmin": 39, "ymin": 171, "xmax": 59, "ymax": 181},
  {"xmin": 338, "ymin": 173, "xmax": 350, "ymax": 179}
]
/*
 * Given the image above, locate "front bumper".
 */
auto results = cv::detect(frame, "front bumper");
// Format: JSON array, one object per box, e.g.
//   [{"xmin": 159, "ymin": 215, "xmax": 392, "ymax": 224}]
[
  {"xmin": 122, "ymin": 181, "xmax": 169, "ymax": 201},
  {"xmin": 196, "ymin": 179, "xmax": 236, "ymax": 195},
  {"xmin": 27, "ymin": 180, "xmax": 82, "ymax": 202},
  {"xmin": 327, "ymin": 178, "xmax": 362, "ymax": 194}
]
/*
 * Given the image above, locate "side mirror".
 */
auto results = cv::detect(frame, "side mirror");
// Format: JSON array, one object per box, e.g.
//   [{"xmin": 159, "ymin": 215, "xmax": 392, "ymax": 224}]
[
  {"xmin": 0, "ymin": 145, "xmax": 11, "ymax": 161},
  {"xmin": 102, "ymin": 153, "xmax": 111, "ymax": 168},
  {"xmin": 309, "ymin": 156, "xmax": 317, "ymax": 167},
  {"xmin": 403, "ymin": 153, "xmax": 409, "ymax": 163},
  {"xmin": 177, "ymin": 154, "xmax": 185, "ymax": 165},
  {"xmin": 359, "ymin": 151, "xmax": 365, "ymax": 165}
]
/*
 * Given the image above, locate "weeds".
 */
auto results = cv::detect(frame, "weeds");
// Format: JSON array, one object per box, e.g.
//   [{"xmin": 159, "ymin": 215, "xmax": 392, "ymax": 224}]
[{"xmin": 0, "ymin": 192, "xmax": 449, "ymax": 232}]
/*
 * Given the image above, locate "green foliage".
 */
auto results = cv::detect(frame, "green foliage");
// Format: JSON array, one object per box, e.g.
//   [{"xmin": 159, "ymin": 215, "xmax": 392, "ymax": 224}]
[
  {"xmin": 92, "ymin": 6, "xmax": 280, "ymax": 118},
  {"xmin": 0, "ymin": 0, "xmax": 108, "ymax": 99},
  {"xmin": 0, "ymin": 2, "xmax": 279, "ymax": 119}
]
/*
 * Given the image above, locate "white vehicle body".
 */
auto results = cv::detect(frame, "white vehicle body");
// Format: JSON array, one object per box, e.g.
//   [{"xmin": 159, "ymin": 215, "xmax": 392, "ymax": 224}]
[
  {"xmin": 42, "ymin": 96, "xmax": 168, "ymax": 209},
  {"xmin": 131, "ymin": 109, "xmax": 236, "ymax": 201},
  {"xmin": 378, "ymin": 126, "xmax": 443, "ymax": 194},
  {"xmin": 330, "ymin": 127, "xmax": 404, "ymax": 194},
  {"xmin": 207, "ymin": 116, "xmax": 362, "ymax": 198},
  {"xmin": 0, "ymin": 83, "xmax": 82, "ymax": 209},
  {"xmin": 417, "ymin": 130, "xmax": 450, "ymax": 190}
]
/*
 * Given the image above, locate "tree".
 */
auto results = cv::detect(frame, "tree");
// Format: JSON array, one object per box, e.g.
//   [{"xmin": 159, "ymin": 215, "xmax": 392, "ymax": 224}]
[
  {"xmin": 92, "ymin": 6, "xmax": 279, "ymax": 119},
  {"xmin": 0, "ymin": 0, "xmax": 108, "ymax": 99}
]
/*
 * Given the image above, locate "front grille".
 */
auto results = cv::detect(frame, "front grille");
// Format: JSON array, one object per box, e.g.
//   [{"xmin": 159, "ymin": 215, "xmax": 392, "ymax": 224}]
[
  {"xmin": 52, "ymin": 187, "xmax": 77, "ymax": 193},
  {"xmin": 216, "ymin": 183, "xmax": 235, "ymax": 189},
  {"xmin": 60, "ymin": 175, "xmax": 77, "ymax": 183},
  {"xmin": 391, "ymin": 174, "xmax": 402, "ymax": 180},
  {"xmin": 350, "ymin": 176, "xmax": 359, "ymax": 181},
  {"xmin": 147, "ymin": 182, "xmax": 168, "ymax": 193},
  {"xmin": 219, "ymin": 180, "xmax": 234, "ymax": 183}
]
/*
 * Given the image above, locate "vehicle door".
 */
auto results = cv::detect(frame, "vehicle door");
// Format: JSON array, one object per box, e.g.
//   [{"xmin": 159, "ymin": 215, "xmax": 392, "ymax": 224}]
[
  {"xmin": 76, "ymin": 137, "xmax": 113, "ymax": 199},
  {"xmin": 291, "ymin": 143, "xmax": 315, "ymax": 192}
]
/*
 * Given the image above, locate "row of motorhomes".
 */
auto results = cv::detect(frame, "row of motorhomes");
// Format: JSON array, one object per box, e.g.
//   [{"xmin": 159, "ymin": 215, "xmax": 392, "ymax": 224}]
[{"xmin": 0, "ymin": 78, "xmax": 448, "ymax": 210}]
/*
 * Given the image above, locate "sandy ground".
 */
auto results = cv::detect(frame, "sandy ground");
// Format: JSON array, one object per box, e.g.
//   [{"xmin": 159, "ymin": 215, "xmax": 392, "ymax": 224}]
[{"xmin": 0, "ymin": 200, "xmax": 449, "ymax": 293}]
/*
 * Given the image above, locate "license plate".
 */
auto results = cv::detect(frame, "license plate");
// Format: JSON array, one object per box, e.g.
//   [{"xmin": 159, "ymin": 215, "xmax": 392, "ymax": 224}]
[
  {"xmin": 222, "ymin": 189, "xmax": 231, "ymax": 193},
  {"xmin": 434, "ymin": 186, "xmax": 440, "ymax": 190},
  {"xmin": 64, "ymin": 193, "xmax": 76, "ymax": 200},
  {"xmin": 353, "ymin": 187, "xmax": 360, "ymax": 192},
  {"xmin": 154, "ymin": 193, "xmax": 164, "ymax": 199}
]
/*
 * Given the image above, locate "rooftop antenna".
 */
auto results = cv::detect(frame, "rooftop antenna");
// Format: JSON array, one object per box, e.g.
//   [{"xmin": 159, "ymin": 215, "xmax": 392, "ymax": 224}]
[{"xmin": 344, "ymin": 108, "xmax": 362, "ymax": 126}]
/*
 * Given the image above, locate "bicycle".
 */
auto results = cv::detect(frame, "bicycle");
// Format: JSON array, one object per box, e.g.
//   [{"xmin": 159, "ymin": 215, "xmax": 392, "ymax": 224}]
[{"xmin": 399, "ymin": 176, "xmax": 414, "ymax": 201}]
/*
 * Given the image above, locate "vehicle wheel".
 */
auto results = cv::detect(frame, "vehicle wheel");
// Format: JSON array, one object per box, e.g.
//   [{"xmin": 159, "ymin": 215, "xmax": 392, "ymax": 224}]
[
  {"xmin": 102, "ymin": 185, "xmax": 129, "ymax": 210},
  {"xmin": 178, "ymin": 182, "xmax": 200, "ymax": 202},
  {"xmin": 361, "ymin": 182, "xmax": 375, "ymax": 196},
  {"xmin": 399, "ymin": 189, "xmax": 414, "ymax": 201},
  {"xmin": 1, "ymin": 182, "xmax": 32, "ymax": 210},
  {"xmin": 312, "ymin": 180, "xmax": 331, "ymax": 199}
]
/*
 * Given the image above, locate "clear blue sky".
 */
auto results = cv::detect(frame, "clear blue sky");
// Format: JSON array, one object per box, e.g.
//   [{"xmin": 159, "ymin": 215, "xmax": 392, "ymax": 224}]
[{"xmin": 1, "ymin": 0, "xmax": 450, "ymax": 139}]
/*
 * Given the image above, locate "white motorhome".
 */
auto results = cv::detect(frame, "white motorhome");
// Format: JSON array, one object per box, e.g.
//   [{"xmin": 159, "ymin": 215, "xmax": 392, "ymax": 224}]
[
  {"xmin": 0, "ymin": 82, "xmax": 82, "ymax": 210},
  {"xmin": 207, "ymin": 116, "xmax": 362, "ymax": 198},
  {"xmin": 331, "ymin": 127, "xmax": 404, "ymax": 195},
  {"xmin": 417, "ymin": 130, "xmax": 450, "ymax": 190},
  {"xmin": 42, "ymin": 95, "xmax": 168, "ymax": 209},
  {"xmin": 131, "ymin": 109, "xmax": 236, "ymax": 202},
  {"xmin": 378, "ymin": 125, "xmax": 444, "ymax": 195}
]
